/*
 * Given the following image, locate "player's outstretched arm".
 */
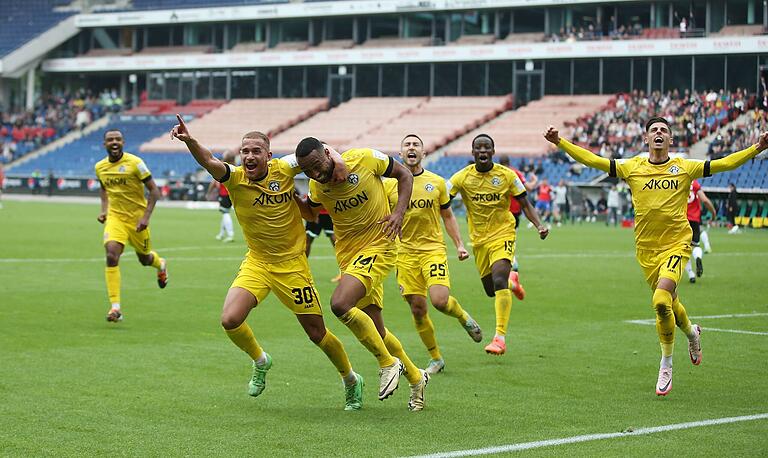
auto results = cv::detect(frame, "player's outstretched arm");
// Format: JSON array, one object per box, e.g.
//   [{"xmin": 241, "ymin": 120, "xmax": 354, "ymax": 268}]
[
  {"xmin": 440, "ymin": 207, "xmax": 469, "ymax": 260},
  {"xmin": 519, "ymin": 196, "xmax": 549, "ymax": 240},
  {"xmin": 709, "ymin": 131, "xmax": 768, "ymax": 174},
  {"xmin": 170, "ymin": 114, "xmax": 228, "ymax": 181},
  {"xmin": 379, "ymin": 160, "xmax": 413, "ymax": 240},
  {"xmin": 543, "ymin": 126, "xmax": 611, "ymax": 173}
]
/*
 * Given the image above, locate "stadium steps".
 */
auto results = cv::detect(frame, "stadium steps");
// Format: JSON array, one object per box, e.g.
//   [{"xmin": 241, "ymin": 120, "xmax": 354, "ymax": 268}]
[
  {"xmin": 688, "ymin": 113, "xmax": 751, "ymax": 159},
  {"xmin": 139, "ymin": 98, "xmax": 328, "ymax": 153},
  {"xmin": 5, "ymin": 115, "xmax": 111, "ymax": 171},
  {"xmin": 438, "ymin": 95, "xmax": 613, "ymax": 157}
]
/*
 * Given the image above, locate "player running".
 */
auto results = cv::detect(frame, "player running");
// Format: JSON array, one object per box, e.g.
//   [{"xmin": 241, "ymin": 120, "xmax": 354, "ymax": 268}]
[
  {"xmin": 207, "ymin": 150, "xmax": 236, "ymax": 243},
  {"xmin": 171, "ymin": 116, "xmax": 365, "ymax": 411},
  {"xmin": 95, "ymin": 129, "xmax": 168, "ymax": 322},
  {"xmin": 387, "ymin": 134, "xmax": 483, "ymax": 375},
  {"xmin": 685, "ymin": 180, "xmax": 717, "ymax": 283},
  {"xmin": 295, "ymin": 137, "xmax": 430, "ymax": 412},
  {"xmin": 545, "ymin": 118, "xmax": 768, "ymax": 396},
  {"xmin": 447, "ymin": 134, "xmax": 549, "ymax": 356}
]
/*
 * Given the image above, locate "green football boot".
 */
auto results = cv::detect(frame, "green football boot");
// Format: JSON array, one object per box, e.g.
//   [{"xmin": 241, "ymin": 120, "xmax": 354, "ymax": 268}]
[
  {"xmin": 344, "ymin": 374, "xmax": 364, "ymax": 411},
  {"xmin": 248, "ymin": 353, "xmax": 272, "ymax": 397}
]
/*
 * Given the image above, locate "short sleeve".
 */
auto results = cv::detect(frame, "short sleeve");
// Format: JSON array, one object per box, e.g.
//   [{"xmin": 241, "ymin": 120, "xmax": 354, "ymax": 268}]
[
  {"xmin": 612, "ymin": 158, "xmax": 632, "ymax": 179},
  {"xmin": 508, "ymin": 170, "xmax": 527, "ymax": 197},
  {"xmin": 217, "ymin": 163, "xmax": 236, "ymax": 184},
  {"xmin": 278, "ymin": 154, "xmax": 301, "ymax": 178},
  {"xmin": 437, "ymin": 178, "xmax": 450, "ymax": 209},
  {"xmin": 684, "ymin": 159, "xmax": 707, "ymax": 179},
  {"xmin": 307, "ymin": 180, "xmax": 321, "ymax": 207},
  {"xmin": 447, "ymin": 170, "xmax": 463, "ymax": 198},
  {"xmin": 135, "ymin": 159, "xmax": 151, "ymax": 181},
  {"xmin": 359, "ymin": 149, "xmax": 392, "ymax": 176}
]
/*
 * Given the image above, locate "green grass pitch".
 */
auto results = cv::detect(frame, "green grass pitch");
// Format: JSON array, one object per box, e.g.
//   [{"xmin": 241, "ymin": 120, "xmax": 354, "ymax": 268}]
[{"xmin": 1, "ymin": 200, "xmax": 766, "ymax": 456}]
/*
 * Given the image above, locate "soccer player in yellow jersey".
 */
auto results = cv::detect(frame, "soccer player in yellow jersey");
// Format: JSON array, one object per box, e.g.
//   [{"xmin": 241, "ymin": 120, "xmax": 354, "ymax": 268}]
[
  {"xmin": 386, "ymin": 134, "xmax": 483, "ymax": 375},
  {"xmin": 545, "ymin": 118, "xmax": 768, "ymax": 395},
  {"xmin": 95, "ymin": 129, "xmax": 168, "ymax": 322},
  {"xmin": 448, "ymin": 134, "xmax": 549, "ymax": 356},
  {"xmin": 296, "ymin": 137, "xmax": 430, "ymax": 412},
  {"xmin": 170, "ymin": 116, "xmax": 365, "ymax": 411}
]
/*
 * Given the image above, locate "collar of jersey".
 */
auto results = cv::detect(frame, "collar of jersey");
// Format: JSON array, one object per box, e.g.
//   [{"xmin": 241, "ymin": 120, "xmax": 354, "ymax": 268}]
[
  {"xmin": 412, "ymin": 168, "xmax": 425, "ymax": 177},
  {"xmin": 647, "ymin": 157, "xmax": 671, "ymax": 166}
]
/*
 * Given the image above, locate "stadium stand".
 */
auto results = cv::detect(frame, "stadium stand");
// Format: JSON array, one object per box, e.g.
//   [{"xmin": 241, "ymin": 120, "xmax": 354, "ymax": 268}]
[
  {"xmin": 0, "ymin": 0, "xmax": 74, "ymax": 57},
  {"xmin": 7, "ymin": 118, "xmax": 202, "ymax": 178},
  {"xmin": 130, "ymin": 0, "xmax": 286, "ymax": 11},
  {"xmin": 351, "ymin": 96, "xmax": 513, "ymax": 154},
  {"xmin": 443, "ymin": 95, "xmax": 613, "ymax": 157},
  {"xmin": 140, "ymin": 98, "xmax": 328, "ymax": 153},
  {"xmin": 268, "ymin": 97, "xmax": 427, "ymax": 155}
]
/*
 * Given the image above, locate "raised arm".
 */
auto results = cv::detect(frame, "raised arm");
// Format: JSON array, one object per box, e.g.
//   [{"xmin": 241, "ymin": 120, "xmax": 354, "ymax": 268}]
[
  {"xmin": 171, "ymin": 114, "xmax": 228, "ymax": 181},
  {"xmin": 709, "ymin": 132, "xmax": 767, "ymax": 174},
  {"xmin": 544, "ymin": 126, "xmax": 611, "ymax": 173},
  {"xmin": 440, "ymin": 207, "xmax": 469, "ymax": 260}
]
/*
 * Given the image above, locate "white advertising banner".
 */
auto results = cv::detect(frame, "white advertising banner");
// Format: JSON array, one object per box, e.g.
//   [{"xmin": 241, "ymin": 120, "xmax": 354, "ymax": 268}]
[{"xmin": 43, "ymin": 36, "xmax": 768, "ymax": 73}]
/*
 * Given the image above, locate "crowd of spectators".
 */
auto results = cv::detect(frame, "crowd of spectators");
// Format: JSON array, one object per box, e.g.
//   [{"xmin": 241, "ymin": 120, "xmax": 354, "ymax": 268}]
[
  {"xmin": 1, "ymin": 89, "xmax": 124, "ymax": 163},
  {"xmin": 547, "ymin": 11, "xmax": 700, "ymax": 42},
  {"xmin": 708, "ymin": 108, "xmax": 768, "ymax": 159},
  {"xmin": 563, "ymin": 88, "xmax": 752, "ymax": 160}
]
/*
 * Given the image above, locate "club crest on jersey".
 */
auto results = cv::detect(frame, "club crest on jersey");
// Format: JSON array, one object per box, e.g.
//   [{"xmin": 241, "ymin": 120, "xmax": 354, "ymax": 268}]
[
  {"xmin": 268, "ymin": 181, "xmax": 280, "ymax": 192},
  {"xmin": 348, "ymin": 173, "xmax": 359, "ymax": 185},
  {"xmin": 668, "ymin": 165, "xmax": 681, "ymax": 175},
  {"xmin": 491, "ymin": 177, "xmax": 502, "ymax": 186},
  {"xmin": 118, "ymin": 166, "xmax": 126, "ymax": 173},
  {"xmin": 424, "ymin": 183, "xmax": 434, "ymax": 192}
]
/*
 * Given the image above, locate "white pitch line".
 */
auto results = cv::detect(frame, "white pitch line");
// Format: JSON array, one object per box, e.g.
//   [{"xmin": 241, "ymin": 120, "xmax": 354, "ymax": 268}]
[
  {"xmin": 626, "ymin": 313, "xmax": 768, "ymax": 336},
  {"xmin": 407, "ymin": 413, "xmax": 768, "ymax": 458}
]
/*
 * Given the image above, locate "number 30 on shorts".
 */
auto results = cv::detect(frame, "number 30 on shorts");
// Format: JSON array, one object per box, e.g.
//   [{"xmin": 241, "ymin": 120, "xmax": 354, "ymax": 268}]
[{"xmin": 291, "ymin": 286, "xmax": 316, "ymax": 306}]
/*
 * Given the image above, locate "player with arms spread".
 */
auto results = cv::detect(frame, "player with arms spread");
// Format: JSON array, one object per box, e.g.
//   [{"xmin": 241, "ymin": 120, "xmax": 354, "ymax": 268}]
[
  {"xmin": 171, "ymin": 116, "xmax": 365, "ymax": 411},
  {"xmin": 545, "ymin": 118, "xmax": 768, "ymax": 395},
  {"xmin": 385, "ymin": 134, "xmax": 483, "ymax": 375},
  {"xmin": 296, "ymin": 137, "xmax": 431, "ymax": 412},
  {"xmin": 448, "ymin": 134, "xmax": 549, "ymax": 356},
  {"xmin": 95, "ymin": 129, "xmax": 168, "ymax": 323}
]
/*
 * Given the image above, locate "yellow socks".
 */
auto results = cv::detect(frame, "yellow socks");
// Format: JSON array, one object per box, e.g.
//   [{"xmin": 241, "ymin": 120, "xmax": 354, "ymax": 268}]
[
  {"xmin": 339, "ymin": 307, "xmax": 395, "ymax": 367},
  {"xmin": 494, "ymin": 289, "xmax": 513, "ymax": 336},
  {"xmin": 316, "ymin": 329, "xmax": 352, "ymax": 378},
  {"xmin": 672, "ymin": 296, "xmax": 694, "ymax": 338},
  {"xmin": 149, "ymin": 251, "xmax": 163, "ymax": 270},
  {"xmin": 412, "ymin": 314, "xmax": 441, "ymax": 360},
  {"xmin": 383, "ymin": 329, "xmax": 421, "ymax": 385},
  {"xmin": 652, "ymin": 289, "xmax": 675, "ymax": 357},
  {"xmin": 105, "ymin": 266, "xmax": 121, "ymax": 305},
  {"xmin": 224, "ymin": 322, "xmax": 264, "ymax": 361},
  {"xmin": 440, "ymin": 296, "xmax": 469, "ymax": 325}
]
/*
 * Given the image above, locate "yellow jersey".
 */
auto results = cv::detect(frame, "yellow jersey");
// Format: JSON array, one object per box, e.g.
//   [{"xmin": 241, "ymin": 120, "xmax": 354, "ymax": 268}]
[
  {"xmin": 448, "ymin": 163, "xmax": 527, "ymax": 246},
  {"xmin": 95, "ymin": 152, "xmax": 152, "ymax": 221},
  {"xmin": 611, "ymin": 156, "xmax": 705, "ymax": 250},
  {"xmin": 220, "ymin": 155, "xmax": 305, "ymax": 262},
  {"xmin": 384, "ymin": 169, "xmax": 451, "ymax": 253},
  {"xmin": 308, "ymin": 148, "xmax": 395, "ymax": 267}
]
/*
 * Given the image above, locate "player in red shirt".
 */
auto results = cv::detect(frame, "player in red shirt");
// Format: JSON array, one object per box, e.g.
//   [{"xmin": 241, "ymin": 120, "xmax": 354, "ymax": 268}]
[
  {"xmin": 207, "ymin": 151, "xmax": 236, "ymax": 242},
  {"xmin": 685, "ymin": 180, "xmax": 717, "ymax": 283}
]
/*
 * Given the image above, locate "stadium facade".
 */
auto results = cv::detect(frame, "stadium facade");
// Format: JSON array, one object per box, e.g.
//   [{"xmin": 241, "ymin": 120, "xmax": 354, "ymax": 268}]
[{"xmin": 0, "ymin": 0, "xmax": 767, "ymax": 109}]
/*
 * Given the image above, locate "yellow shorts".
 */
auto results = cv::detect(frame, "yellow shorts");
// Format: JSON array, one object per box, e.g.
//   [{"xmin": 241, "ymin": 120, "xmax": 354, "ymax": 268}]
[
  {"xmin": 103, "ymin": 217, "xmax": 152, "ymax": 255},
  {"xmin": 636, "ymin": 244, "xmax": 691, "ymax": 289},
  {"xmin": 396, "ymin": 250, "xmax": 450, "ymax": 296},
  {"xmin": 340, "ymin": 247, "xmax": 396, "ymax": 310},
  {"xmin": 231, "ymin": 253, "xmax": 322, "ymax": 315},
  {"xmin": 473, "ymin": 238, "xmax": 515, "ymax": 278}
]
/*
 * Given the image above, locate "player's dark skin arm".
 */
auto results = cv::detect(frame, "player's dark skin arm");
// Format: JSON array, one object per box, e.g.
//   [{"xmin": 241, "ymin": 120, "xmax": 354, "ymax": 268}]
[
  {"xmin": 97, "ymin": 183, "xmax": 108, "ymax": 223},
  {"xmin": 698, "ymin": 189, "xmax": 717, "ymax": 219},
  {"xmin": 379, "ymin": 160, "xmax": 413, "ymax": 240},
  {"xmin": 518, "ymin": 196, "xmax": 549, "ymax": 239},
  {"xmin": 170, "ymin": 114, "xmax": 228, "ymax": 181},
  {"xmin": 294, "ymin": 191, "xmax": 319, "ymax": 223},
  {"xmin": 137, "ymin": 177, "xmax": 160, "ymax": 232}
]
